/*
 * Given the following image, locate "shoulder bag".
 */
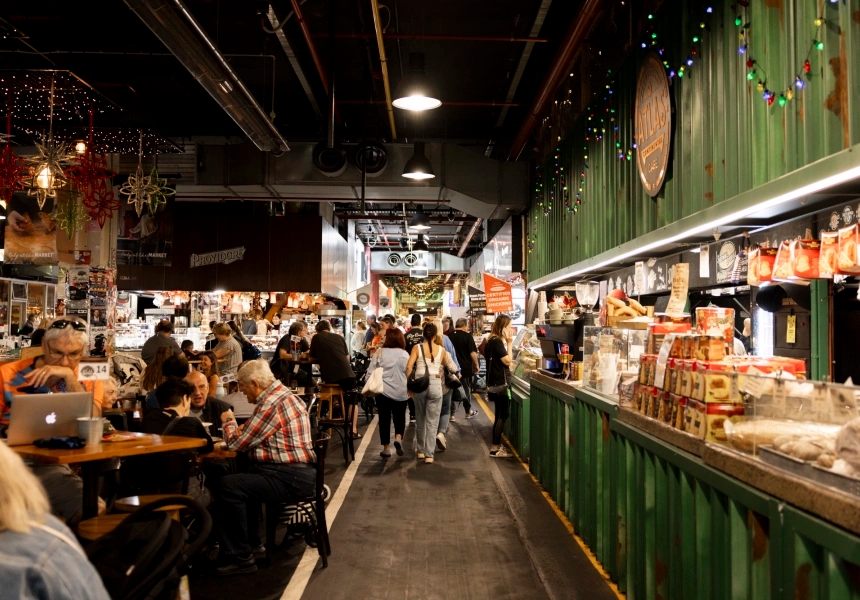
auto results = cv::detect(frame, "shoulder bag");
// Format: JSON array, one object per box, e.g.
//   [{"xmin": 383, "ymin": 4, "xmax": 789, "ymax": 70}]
[
  {"xmin": 407, "ymin": 345, "xmax": 430, "ymax": 393},
  {"xmin": 443, "ymin": 351, "xmax": 462, "ymax": 389},
  {"xmin": 485, "ymin": 338, "xmax": 511, "ymax": 394},
  {"xmin": 362, "ymin": 356, "xmax": 384, "ymax": 397}
]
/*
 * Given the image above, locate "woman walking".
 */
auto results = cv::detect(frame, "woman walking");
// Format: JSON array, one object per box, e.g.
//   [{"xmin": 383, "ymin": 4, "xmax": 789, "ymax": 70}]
[
  {"xmin": 369, "ymin": 328, "xmax": 409, "ymax": 457},
  {"xmin": 405, "ymin": 322, "xmax": 457, "ymax": 464},
  {"xmin": 485, "ymin": 315, "xmax": 513, "ymax": 458}
]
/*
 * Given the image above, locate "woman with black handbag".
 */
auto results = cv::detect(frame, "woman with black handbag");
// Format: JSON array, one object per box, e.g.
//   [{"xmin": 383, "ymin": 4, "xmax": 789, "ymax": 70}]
[
  {"xmin": 405, "ymin": 323, "xmax": 458, "ymax": 464},
  {"xmin": 484, "ymin": 315, "xmax": 513, "ymax": 458}
]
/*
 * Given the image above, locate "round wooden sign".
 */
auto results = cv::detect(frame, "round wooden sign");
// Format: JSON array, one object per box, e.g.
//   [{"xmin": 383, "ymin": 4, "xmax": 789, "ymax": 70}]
[{"xmin": 635, "ymin": 52, "xmax": 672, "ymax": 197}]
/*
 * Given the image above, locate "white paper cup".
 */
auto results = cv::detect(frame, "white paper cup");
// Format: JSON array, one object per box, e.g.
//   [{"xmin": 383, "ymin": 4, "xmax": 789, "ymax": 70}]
[{"xmin": 77, "ymin": 417, "xmax": 104, "ymax": 446}]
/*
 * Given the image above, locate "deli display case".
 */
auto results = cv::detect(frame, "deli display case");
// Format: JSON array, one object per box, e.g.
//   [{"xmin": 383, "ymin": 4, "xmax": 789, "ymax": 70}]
[
  {"xmin": 510, "ymin": 325, "xmax": 542, "ymax": 393},
  {"xmin": 582, "ymin": 326, "xmax": 647, "ymax": 398}
]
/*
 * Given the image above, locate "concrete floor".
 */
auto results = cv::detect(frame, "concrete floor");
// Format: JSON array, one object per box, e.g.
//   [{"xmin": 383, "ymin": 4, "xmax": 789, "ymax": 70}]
[{"xmin": 190, "ymin": 397, "xmax": 619, "ymax": 600}]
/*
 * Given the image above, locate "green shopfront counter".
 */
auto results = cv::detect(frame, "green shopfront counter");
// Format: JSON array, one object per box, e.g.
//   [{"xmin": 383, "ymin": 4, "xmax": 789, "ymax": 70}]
[{"xmin": 523, "ymin": 372, "xmax": 860, "ymax": 600}]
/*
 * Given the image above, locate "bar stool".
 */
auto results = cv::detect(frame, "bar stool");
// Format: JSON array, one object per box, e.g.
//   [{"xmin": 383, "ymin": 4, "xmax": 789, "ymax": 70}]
[{"xmin": 317, "ymin": 384, "xmax": 354, "ymax": 465}]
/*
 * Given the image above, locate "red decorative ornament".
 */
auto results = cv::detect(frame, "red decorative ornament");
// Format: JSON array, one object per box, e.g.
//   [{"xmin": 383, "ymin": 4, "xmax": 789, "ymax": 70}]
[
  {"xmin": 803, "ymin": 59, "xmax": 811, "ymax": 73},
  {"xmin": 65, "ymin": 149, "xmax": 119, "ymax": 228},
  {"xmin": 746, "ymin": 59, "xmax": 755, "ymax": 69},
  {"xmin": 0, "ymin": 145, "xmax": 28, "ymax": 204}
]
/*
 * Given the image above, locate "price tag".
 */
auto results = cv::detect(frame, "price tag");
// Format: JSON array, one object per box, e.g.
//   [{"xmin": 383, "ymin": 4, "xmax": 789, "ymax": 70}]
[
  {"xmin": 220, "ymin": 373, "xmax": 236, "ymax": 384},
  {"xmin": 290, "ymin": 335, "xmax": 302, "ymax": 343},
  {"xmin": 772, "ymin": 379, "xmax": 787, "ymax": 413},
  {"xmin": 653, "ymin": 334, "xmax": 676, "ymax": 390},
  {"xmin": 79, "ymin": 360, "xmax": 110, "ymax": 380},
  {"xmin": 786, "ymin": 315, "xmax": 796, "ymax": 344}
]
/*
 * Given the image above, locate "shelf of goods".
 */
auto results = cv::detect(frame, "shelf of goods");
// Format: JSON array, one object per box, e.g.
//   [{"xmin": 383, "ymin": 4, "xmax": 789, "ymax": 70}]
[{"xmin": 518, "ymin": 323, "xmax": 860, "ymax": 599}]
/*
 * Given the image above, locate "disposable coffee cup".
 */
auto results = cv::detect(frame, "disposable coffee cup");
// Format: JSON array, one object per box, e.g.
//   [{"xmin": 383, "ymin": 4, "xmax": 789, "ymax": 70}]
[
  {"xmin": 291, "ymin": 351, "xmax": 300, "ymax": 361},
  {"xmin": 77, "ymin": 417, "xmax": 104, "ymax": 446}
]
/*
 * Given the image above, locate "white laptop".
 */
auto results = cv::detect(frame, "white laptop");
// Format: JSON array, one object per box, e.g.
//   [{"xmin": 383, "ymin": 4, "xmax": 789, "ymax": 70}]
[{"xmin": 5, "ymin": 392, "xmax": 94, "ymax": 446}]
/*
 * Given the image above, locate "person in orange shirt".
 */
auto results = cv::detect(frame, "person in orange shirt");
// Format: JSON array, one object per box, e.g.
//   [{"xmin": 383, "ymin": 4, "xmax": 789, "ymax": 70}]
[{"xmin": 0, "ymin": 318, "xmax": 105, "ymax": 524}]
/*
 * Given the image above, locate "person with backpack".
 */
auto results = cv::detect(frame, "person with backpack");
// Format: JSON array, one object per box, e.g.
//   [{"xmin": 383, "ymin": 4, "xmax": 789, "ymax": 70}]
[
  {"xmin": 485, "ymin": 315, "xmax": 514, "ymax": 458},
  {"xmin": 405, "ymin": 322, "xmax": 458, "ymax": 464},
  {"xmin": 404, "ymin": 315, "xmax": 424, "ymax": 423},
  {"xmin": 227, "ymin": 320, "xmax": 262, "ymax": 361},
  {"xmin": 0, "ymin": 440, "xmax": 110, "ymax": 600}
]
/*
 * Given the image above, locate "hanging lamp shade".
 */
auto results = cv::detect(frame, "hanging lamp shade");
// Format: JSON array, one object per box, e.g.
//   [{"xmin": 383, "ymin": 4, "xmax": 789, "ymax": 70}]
[
  {"xmin": 408, "ymin": 204, "xmax": 432, "ymax": 230},
  {"xmin": 402, "ymin": 142, "xmax": 435, "ymax": 180},
  {"xmin": 393, "ymin": 53, "xmax": 441, "ymax": 111},
  {"xmin": 413, "ymin": 234, "xmax": 429, "ymax": 252}
]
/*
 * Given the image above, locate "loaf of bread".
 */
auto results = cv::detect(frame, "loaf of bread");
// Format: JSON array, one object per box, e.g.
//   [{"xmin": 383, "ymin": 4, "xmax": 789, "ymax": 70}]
[{"xmin": 725, "ymin": 419, "xmax": 841, "ymax": 454}]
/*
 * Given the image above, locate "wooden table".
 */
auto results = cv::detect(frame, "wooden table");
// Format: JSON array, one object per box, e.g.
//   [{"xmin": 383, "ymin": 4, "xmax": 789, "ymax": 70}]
[{"xmin": 14, "ymin": 433, "xmax": 207, "ymax": 519}]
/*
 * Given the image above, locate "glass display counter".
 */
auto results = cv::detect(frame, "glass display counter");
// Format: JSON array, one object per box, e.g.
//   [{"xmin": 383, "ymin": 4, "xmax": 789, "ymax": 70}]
[
  {"xmin": 510, "ymin": 325, "xmax": 542, "ymax": 392},
  {"xmin": 582, "ymin": 326, "xmax": 646, "ymax": 398}
]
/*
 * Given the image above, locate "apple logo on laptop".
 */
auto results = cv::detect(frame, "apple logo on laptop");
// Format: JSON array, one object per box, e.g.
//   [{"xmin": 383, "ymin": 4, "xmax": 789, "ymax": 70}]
[{"xmin": 45, "ymin": 412, "xmax": 57, "ymax": 425}]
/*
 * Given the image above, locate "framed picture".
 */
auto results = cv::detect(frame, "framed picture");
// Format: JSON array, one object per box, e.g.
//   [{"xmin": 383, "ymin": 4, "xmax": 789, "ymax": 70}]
[{"xmin": 11, "ymin": 282, "xmax": 27, "ymax": 301}]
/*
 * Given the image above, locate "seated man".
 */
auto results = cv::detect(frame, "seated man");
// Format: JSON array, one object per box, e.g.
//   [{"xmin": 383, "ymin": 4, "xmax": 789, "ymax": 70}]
[
  {"xmin": 307, "ymin": 320, "xmax": 359, "ymax": 436},
  {"xmin": 0, "ymin": 318, "xmax": 104, "ymax": 524},
  {"xmin": 142, "ymin": 377, "xmax": 214, "ymax": 452},
  {"xmin": 144, "ymin": 354, "xmax": 191, "ymax": 412},
  {"xmin": 185, "ymin": 370, "xmax": 233, "ymax": 436},
  {"xmin": 216, "ymin": 361, "xmax": 316, "ymax": 575}
]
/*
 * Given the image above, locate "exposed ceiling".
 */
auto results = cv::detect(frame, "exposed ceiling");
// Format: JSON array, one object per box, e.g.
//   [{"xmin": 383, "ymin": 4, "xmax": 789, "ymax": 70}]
[{"xmin": 1, "ymin": 0, "xmax": 583, "ymax": 152}]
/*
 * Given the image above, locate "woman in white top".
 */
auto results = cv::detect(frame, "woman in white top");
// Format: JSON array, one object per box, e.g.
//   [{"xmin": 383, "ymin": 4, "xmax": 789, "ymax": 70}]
[
  {"xmin": 351, "ymin": 321, "xmax": 367, "ymax": 356},
  {"xmin": 405, "ymin": 322, "xmax": 458, "ymax": 464},
  {"xmin": 369, "ymin": 327, "xmax": 410, "ymax": 457}
]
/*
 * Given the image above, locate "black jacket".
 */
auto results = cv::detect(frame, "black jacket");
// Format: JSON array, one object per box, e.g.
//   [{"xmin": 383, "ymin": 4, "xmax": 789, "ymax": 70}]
[{"xmin": 197, "ymin": 397, "xmax": 234, "ymax": 436}]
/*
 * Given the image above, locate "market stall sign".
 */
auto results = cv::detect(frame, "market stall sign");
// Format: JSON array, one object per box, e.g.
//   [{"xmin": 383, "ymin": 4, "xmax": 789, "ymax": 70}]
[
  {"xmin": 635, "ymin": 52, "xmax": 672, "ymax": 198},
  {"xmin": 190, "ymin": 246, "xmax": 246, "ymax": 268},
  {"xmin": 468, "ymin": 285, "xmax": 486, "ymax": 312},
  {"xmin": 483, "ymin": 273, "xmax": 513, "ymax": 313}
]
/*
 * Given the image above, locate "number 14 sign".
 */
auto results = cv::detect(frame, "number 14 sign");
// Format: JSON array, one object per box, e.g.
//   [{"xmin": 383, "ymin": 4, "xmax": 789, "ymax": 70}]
[{"xmin": 79, "ymin": 361, "xmax": 111, "ymax": 381}]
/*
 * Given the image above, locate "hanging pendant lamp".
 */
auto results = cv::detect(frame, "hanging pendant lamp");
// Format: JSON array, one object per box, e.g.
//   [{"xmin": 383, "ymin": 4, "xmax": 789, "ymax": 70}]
[
  {"xmin": 413, "ymin": 234, "xmax": 429, "ymax": 252},
  {"xmin": 408, "ymin": 204, "xmax": 432, "ymax": 230},
  {"xmin": 402, "ymin": 142, "xmax": 435, "ymax": 180},
  {"xmin": 393, "ymin": 53, "xmax": 441, "ymax": 111}
]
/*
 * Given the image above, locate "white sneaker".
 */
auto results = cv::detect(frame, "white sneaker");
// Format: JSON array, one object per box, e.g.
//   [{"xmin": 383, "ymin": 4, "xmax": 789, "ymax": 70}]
[
  {"xmin": 449, "ymin": 415, "xmax": 456, "ymax": 422},
  {"xmin": 417, "ymin": 452, "xmax": 426, "ymax": 460},
  {"xmin": 466, "ymin": 410, "xmax": 479, "ymax": 419},
  {"xmin": 490, "ymin": 447, "xmax": 510, "ymax": 458},
  {"xmin": 435, "ymin": 432, "xmax": 447, "ymax": 451}
]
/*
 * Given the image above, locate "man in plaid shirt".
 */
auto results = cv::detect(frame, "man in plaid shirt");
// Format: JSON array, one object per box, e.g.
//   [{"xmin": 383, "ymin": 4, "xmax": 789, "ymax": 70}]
[{"xmin": 216, "ymin": 360, "xmax": 316, "ymax": 575}]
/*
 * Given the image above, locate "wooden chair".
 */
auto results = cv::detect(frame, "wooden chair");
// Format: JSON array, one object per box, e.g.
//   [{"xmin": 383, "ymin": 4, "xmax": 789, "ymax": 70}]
[
  {"xmin": 316, "ymin": 384, "xmax": 354, "ymax": 465},
  {"xmin": 77, "ymin": 514, "xmax": 128, "ymax": 541},
  {"xmin": 114, "ymin": 494, "xmax": 192, "ymax": 521},
  {"xmin": 264, "ymin": 433, "xmax": 331, "ymax": 567}
]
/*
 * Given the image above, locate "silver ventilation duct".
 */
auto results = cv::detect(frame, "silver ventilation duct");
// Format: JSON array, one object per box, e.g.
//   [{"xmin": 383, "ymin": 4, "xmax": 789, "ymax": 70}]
[{"xmin": 125, "ymin": 0, "xmax": 289, "ymax": 153}]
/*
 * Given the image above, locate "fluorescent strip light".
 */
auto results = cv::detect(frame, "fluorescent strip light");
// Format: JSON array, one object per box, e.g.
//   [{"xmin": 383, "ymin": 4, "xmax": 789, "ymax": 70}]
[{"xmin": 531, "ymin": 165, "xmax": 860, "ymax": 289}]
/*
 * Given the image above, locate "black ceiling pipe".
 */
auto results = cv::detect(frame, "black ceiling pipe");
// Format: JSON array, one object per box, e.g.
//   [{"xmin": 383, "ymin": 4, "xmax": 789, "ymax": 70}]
[{"xmin": 124, "ymin": 0, "xmax": 288, "ymax": 153}]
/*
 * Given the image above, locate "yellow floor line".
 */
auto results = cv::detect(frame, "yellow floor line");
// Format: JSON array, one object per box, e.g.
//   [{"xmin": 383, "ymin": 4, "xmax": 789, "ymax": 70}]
[{"xmin": 473, "ymin": 393, "xmax": 625, "ymax": 600}]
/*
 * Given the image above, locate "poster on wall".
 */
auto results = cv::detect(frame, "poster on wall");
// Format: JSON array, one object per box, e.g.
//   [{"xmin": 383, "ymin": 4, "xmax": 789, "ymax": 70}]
[
  {"xmin": 467, "ymin": 285, "xmax": 486, "ymax": 313},
  {"xmin": 2, "ymin": 191, "xmax": 58, "ymax": 265},
  {"xmin": 115, "ymin": 197, "xmax": 174, "ymax": 266},
  {"xmin": 483, "ymin": 273, "xmax": 513, "ymax": 313}
]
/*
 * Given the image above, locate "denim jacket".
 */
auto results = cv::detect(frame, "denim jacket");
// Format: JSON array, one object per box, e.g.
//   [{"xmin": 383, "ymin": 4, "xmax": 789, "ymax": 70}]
[{"xmin": 0, "ymin": 515, "xmax": 110, "ymax": 600}]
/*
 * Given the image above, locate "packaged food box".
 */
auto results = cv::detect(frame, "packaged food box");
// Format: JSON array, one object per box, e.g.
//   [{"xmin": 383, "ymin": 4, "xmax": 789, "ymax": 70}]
[
  {"xmin": 704, "ymin": 403, "xmax": 746, "ymax": 445},
  {"xmin": 654, "ymin": 313, "xmax": 692, "ymax": 325},
  {"xmin": 790, "ymin": 239, "xmax": 820, "ymax": 280},
  {"xmin": 661, "ymin": 358, "xmax": 678, "ymax": 393},
  {"xmin": 646, "ymin": 322, "xmax": 693, "ymax": 354},
  {"xmin": 685, "ymin": 399, "xmax": 706, "ymax": 438},
  {"xmin": 657, "ymin": 392, "xmax": 674, "ymax": 424},
  {"xmin": 819, "ymin": 230, "xmax": 839, "ymax": 278},
  {"xmin": 838, "ymin": 224, "xmax": 860, "ymax": 274},
  {"xmin": 694, "ymin": 361, "xmax": 741, "ymax": 404},
  {"xmin": 695, "ymin": 307, "xmax": 735, "ymax": 353},
  {"xmin": 672, "ymin": 394, "xmax": 687, "ymax": 430},
  {"xmin": 748, "ymin": 247, "xmax": 778, "ymax": 286},
  {"xmin": 680, "ymin": 360, "xmax": 695, "ymax": 398}
]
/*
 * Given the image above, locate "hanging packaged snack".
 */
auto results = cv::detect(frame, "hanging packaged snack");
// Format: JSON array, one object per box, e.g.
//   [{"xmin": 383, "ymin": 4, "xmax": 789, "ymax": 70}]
[
  {"xmin": 790, "ymin": 239, "xmax": 820, "ymax": 280},
  {"xmin": 837, "ymin": 224, "xmax": 860, "ymax": 274},
  {"xmin": 819, "ymin": 230, "xmax": 839, "ymax": 278},
  {"xmin": 772, "ymin": 240, "xmax": 797, "ymax": 282},
  {"xmin": 747, "ymin": 247, "xmax": 778, "ymax": 286}
]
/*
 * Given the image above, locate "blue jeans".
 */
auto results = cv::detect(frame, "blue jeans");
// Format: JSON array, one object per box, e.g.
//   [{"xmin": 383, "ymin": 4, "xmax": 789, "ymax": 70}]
[
  {"xmin": 218, "ymin": 462, "xmax": 316, "ymax": 556},
  {"xmin": 413, "ymin": 391, "xmax": 442, "ymax": 458},
  {"xmin": 438, "ymin": 390, "xmax": 453, "ymax": 435}
]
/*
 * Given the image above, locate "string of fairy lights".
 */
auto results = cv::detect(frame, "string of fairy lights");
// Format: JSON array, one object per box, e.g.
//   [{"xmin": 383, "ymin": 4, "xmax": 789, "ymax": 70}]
[{"xmin": 531, "ymin": 0, "xmax": 833, "ymax": 239}]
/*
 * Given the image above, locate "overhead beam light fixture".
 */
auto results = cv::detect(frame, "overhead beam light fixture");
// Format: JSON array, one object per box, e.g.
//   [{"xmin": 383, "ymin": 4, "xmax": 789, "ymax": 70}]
[
  {"xmin": 402, "ymin": 142, "xmax": 435, "ymax": 180},
  {"xmin": 413, "ymin": 234, "xmax": 429, "ymax": 252},
  {"xmin": 392, "ymin": 52, "xmax": 441, "ymax": 111}
]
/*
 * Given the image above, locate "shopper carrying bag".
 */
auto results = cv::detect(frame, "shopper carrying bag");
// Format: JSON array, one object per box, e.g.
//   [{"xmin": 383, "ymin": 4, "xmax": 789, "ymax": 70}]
[{"xmin": 484, "ymin": 315, "xmax": 514, "ymax": 458}]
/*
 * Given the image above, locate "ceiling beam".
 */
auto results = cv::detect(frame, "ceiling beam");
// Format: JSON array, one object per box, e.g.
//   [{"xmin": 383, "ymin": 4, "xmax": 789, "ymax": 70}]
[
  {"xmin": 336, "ymin": 214, "xmax": 476, "ymax": 222},
  {"xmin": 309, "ymin": 33, "xmax": 550, "ymax": 43}
]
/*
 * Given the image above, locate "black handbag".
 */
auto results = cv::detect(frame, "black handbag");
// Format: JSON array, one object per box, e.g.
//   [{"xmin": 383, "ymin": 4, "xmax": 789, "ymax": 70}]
[
  {"xmin": 444, "ymin": 365, "xmax": 462, "ymax": 389},
  {"xmin": 407, "ymin": 345, "xmax": 431, "ymax": 393},
  {"xmin": 485, "ymin": 337, "xmax": 511, "ymax": 394}
]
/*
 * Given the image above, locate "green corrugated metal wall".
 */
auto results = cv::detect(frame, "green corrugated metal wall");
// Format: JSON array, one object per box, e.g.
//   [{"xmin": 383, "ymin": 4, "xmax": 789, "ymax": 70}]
[
  {"xmin": 528, "ymin": 0, "xmax": 860, "ymax": 281},
  {"xmin": 530, "ymin": 380, "xmax": 860, "ymax": 600}
]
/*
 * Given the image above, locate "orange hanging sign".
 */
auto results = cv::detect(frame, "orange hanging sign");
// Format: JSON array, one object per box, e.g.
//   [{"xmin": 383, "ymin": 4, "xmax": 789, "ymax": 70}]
[{"xmin": 483, "ymin": 273, "xmax": 513, "ymax": 313}]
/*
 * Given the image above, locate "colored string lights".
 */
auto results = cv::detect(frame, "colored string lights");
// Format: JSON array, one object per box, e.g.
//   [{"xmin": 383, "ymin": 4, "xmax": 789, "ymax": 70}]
[{"xmin": 737, "ymin": 3, "xmax": 827, "ymax": 107}]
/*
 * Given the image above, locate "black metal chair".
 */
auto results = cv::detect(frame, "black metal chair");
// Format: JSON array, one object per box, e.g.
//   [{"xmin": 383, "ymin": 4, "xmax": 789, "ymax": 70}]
[
  {"xmin": 316, "ymin": 384, "xmax": 355, "ymax": 465},
  {"xmin": 264, "ymin": 433, "xmax": 332, "ymax": 567}
]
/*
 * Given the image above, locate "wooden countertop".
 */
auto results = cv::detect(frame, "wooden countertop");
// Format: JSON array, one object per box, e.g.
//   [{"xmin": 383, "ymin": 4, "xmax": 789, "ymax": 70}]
[{"xmin": 12, "ymin": 433, "xmax": 207, "ymax": 465}]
